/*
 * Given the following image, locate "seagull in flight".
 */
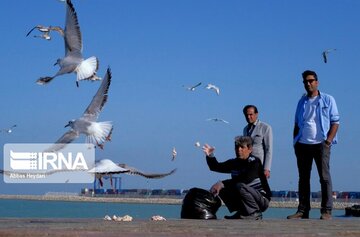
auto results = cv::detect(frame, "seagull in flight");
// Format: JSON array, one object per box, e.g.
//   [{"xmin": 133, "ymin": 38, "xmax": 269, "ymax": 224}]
[
  {"xmin": 206, "ymin": 118, "xmax": 230, "ymax": 124},
  {"xmin": 37, "ymin": 0, "xmax": 100, "ymax": 87},
  {"xmin": 1, "ymin": 125, "xmax": 17, "ymax": 134},
  {"xmin": 322, "ymin": 48, "xmax": 336, "ymax": 63},
  {"xmin": 183, "ymin": 82, "xmax": 202, "ymax": 91},
  {"xmin": 87, "ymin": 159, "xmax": 176, "ymax": 187},
  {"xmin": 26, "ymin": 25, "xmax": 64, "ymax": 41},
  {"xmin": 172, "ymin": 147, "xmax": 177, "ymax": 161},
  {"xmin": 44, "ymin": 67, "xmax": 113, "ymax": 152},
  {"xmin": 117, "ymin": 163, "xmax": 177, "ymax": 179},
  {"xmin": 205, "ymin": 83, "xmax": 220, "ymax": 95}
]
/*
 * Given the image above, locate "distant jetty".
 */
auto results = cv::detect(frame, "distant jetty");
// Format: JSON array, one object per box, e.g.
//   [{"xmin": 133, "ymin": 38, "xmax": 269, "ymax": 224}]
[{"xmin": 0, "ymin": 194, "xmax": 358, "ymax": 209}]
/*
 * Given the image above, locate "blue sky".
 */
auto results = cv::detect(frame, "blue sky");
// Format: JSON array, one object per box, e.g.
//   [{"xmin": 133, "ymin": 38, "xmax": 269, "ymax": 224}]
[{"xmin": 1, "ymin": 0, "xmax": 360, "ymax": 194}]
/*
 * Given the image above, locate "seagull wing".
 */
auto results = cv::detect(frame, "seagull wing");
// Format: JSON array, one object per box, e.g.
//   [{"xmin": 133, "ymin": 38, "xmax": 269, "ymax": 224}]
[
  {"xmin": 26, "ymin": 26, "xmax": 37, "ymax": 37},
  {"xmin": 64, "ymin": 0, "xmax": 82, "ymax": 54},
  {"xmin": 193, "ymin": 82, "xmax": 202, "ymax": 88},
  {"xmin": 82, "ymin": 67, "xmax": 111, "ymax": 121},
  {"xmin": 50, "ymin": 26, "xmax": 65, "ymax": 36},
  {"xmin": 45, "ymin": 130, "xmax": 79, "ymax": 152},
  {"xmin": 118, "ymin": 164, "xmax": 177, "ymax": 179},
  {"xmin": 322, "ymin": 51, "xmax": 327, "ymax": 63},
  {"xmin": 221, "ymin": 119, "xmax": 229, "ymax": 124}
]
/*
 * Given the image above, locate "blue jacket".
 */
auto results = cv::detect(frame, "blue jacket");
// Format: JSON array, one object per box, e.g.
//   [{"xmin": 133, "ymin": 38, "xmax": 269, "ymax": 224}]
[{"xmin": 294, "ymin": 91, "xmax": 340, "ymax": 145}]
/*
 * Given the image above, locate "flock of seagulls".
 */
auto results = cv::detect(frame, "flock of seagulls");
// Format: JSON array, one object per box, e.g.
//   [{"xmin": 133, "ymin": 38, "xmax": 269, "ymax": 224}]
[
  {"xmin": 7, "ymin": 0, "xmax": 339, "ymax": 187},
  {"xmin": 4, "ymin": 0, "xmax": 176, "ymax": 186}
]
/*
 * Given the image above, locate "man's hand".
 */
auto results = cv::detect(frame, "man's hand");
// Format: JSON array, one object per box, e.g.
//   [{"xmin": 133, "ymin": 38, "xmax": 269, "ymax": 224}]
[
  {"xmin": 264, "ymin": 169, "xmax": 270, "ymax": 179},
  {"xmin": 210, "ymin": 181, "xmax": 224, "ymax": 196},
  {"xmin": 202, "ymin": 144, "xmax": 215, "ymax": 156}
]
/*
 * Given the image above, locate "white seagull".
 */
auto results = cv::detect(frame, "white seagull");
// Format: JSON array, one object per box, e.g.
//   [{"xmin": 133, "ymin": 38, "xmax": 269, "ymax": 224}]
[
  {"xmin": 172, "ymin": 147, "xmax": 177, "ymax": 161},
  {"xmin": 1, "ymin": 125, "xmax": 17, "ymax": 134},
  {"xmin": 205, "ymin": 83, "xmax": 220, "ymax": 95},
  {"xmin": 322, "ymin": 48, "xmax": 336, "ymax": 63},
  {"xmin": 206, "ymin": 118, "xmax": 229, "ymax": 124},
  {"xmin": 37, "ymin": 0, "xmax": 100, "ymax": 87},
  {"xmin": 45, "ymin": 67, "xmax": 113, "ymax": 152},
  {"xmin": 26, "ymin": 25, "xmax": 64, "ymax": 41},
  {"xmin": 87, "ymin": 159, "xmax": 177, "ymax": 187},
  {"xmin": 183, "ymin": 82, "xmax": 202, "ymax": 91}
]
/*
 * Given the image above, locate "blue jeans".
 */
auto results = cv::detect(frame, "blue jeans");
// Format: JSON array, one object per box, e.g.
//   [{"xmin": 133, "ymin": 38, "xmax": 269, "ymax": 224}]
[{"xmin": 294, "ymin": 142, "xmax": 332, "ymax": 213}]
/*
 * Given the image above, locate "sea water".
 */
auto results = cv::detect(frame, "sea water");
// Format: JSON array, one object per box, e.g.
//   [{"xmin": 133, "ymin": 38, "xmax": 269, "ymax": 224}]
[{"xmin": 0, "ymin": 199, "xmax": 347, "ymax": 219}]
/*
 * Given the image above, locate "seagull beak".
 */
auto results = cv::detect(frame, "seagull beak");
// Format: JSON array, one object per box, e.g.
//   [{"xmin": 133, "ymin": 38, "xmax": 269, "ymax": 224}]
[{"xmin": 64, "ymin": 123, "xmax": 70, "ymax": 128}]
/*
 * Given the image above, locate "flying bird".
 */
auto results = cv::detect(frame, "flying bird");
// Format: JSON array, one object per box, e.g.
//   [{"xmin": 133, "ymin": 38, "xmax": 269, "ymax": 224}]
[
  {"xmin": 44, "ymin": 67, "xmax": 113, "ymax": 152},
  {"xmin": 183, "ymin": 82, "xmax": 202, "ymax": 91},
  {"xmin": 322, "ymin": 48, "xmax": 336, "ymax": 63},
  {"xmin": 172, "ymin": 147, "xmax": 177, "ymax": 161},
  {"xmin": 26, "ymin": 25, "xmax": 64, "ymax": 41},
  {"xmin": 87, "ymin": 159, "xmax": 176, "ymax": 187},
  {"xmin": 1, "ymin": 125, "xmax": 17, "ymax": 134},
  {"xmin": 206, "ymin": 118, "xmax": 230, "ymax": 124},
  {"xmin": 37, "ymin": 0, "xmax": 100, "ymax": 87},
  {"xmin": 195, "ymin": 141, "xmax": 201, "ymax": 147},
  {"xmin": 118, "ymin": 163, "xmax": 177, "ymax": 179},
  {"xmin": 205, "ymin": 83, "xmax": 220, "ymax": 95}
]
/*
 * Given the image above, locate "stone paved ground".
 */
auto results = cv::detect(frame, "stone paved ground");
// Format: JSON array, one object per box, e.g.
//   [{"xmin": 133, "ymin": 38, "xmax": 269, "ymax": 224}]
[{"xmin": 0, "ymin": 218, "xmax": 359, "ymax": 237}]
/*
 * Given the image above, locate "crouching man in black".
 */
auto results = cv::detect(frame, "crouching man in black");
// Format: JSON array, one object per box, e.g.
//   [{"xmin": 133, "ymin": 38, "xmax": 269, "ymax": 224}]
[{"xmin": 203, "ymin": 136, "xmax": 271, "ymax": 220}]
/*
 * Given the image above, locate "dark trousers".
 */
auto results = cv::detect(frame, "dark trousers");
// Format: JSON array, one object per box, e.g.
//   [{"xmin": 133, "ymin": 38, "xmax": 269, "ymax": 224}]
[
  {"xmin": 294, "ymin": 142, "xmax": 333, "ymax": 213},
  {"xmin": 219, "ymin": 183, "xmax": 269, "ymax": 215}
]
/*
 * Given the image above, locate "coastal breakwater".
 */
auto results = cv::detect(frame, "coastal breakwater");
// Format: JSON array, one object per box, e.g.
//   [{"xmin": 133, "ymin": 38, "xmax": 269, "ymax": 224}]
[{"xmin": 0, "ymin": 194, "xmax": 357, "ymax": 209}]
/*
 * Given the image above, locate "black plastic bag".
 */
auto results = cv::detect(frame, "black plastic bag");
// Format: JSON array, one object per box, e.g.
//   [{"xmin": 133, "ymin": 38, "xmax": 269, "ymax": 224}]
[{"xmin": 181, "ymin": 187, "xmax": 222, "ymax": 219}]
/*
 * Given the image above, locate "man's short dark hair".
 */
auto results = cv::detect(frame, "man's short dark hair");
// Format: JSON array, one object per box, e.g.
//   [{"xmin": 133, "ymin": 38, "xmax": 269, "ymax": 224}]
[
  {"xmin": 302, "ymin": 70, "xmax": 318, "ymax": 81},
  {"xmin": 234, "ymin": 136, "xmax": 253, "ymax": 148},
  {"xmin": 243, "ymin": 105, "xmax": 258, "ymax": 115}
]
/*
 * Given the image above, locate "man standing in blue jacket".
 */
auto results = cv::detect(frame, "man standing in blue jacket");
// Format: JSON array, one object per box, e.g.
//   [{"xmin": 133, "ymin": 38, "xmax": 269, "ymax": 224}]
[{"xmin": 287, "ymin": 70, "xmax": 340, "ymax": 220}]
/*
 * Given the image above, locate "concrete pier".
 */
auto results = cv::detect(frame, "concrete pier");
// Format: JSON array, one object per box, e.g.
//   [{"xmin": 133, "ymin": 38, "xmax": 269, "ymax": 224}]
[{"xmin": 0, "ymin": 218, "xmax": 359, "ymax": 237}]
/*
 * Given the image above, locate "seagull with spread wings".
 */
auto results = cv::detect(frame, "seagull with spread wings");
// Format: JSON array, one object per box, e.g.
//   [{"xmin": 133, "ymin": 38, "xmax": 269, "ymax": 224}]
[
  {"xmin": 45, "ymin": 67, "xmax": 113, "ymax": 152},
  {"xmin": 117, "ymin": 163, "xmax": 177, "ymax": 179},
  {"xmin": 37, "ymin": 0, "xmax": 100, "ymax": 87},
  {"xmin": 1, "ymin": 125, "xmax": 17, "ymax": 134},
  {"xmin": 87, "ymin": 159, "xmax": 176, "ymax": 187},
  {"xmin": 26, "ymin": 25, "xmax": 64, "ymax": 41},
  {"xmin": 206, "ymin": 118, "xmax": 230, "ymax": 124}
]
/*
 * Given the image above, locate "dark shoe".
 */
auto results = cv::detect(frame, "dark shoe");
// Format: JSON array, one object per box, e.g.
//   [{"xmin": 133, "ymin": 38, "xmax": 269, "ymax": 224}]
[
  {"xmin": 224, "ymin": 211, "xmax": 241, "ymax": 219},
  {"xmin": 320, "ymin": 211, "xmax": 332, "ymax": 220},
  {"xmin": 239, "ymin": 211, "xmax": 263, "ymax": 220},
  {"xmin": 287, "ymin": 211, "xmax": 309, "ymax": 219}
]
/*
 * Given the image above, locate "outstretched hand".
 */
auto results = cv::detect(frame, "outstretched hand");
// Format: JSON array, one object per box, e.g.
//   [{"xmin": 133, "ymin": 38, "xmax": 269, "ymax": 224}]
[{"xmin": 202, "ymin": 143, "xmax": 215, "ymax": 156}]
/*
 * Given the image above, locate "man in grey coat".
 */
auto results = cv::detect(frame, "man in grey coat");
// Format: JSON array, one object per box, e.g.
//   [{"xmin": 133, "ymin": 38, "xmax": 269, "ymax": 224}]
[{"xmin": 243, "ymin": 105, "xmax": 273, "ymax": 179}]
